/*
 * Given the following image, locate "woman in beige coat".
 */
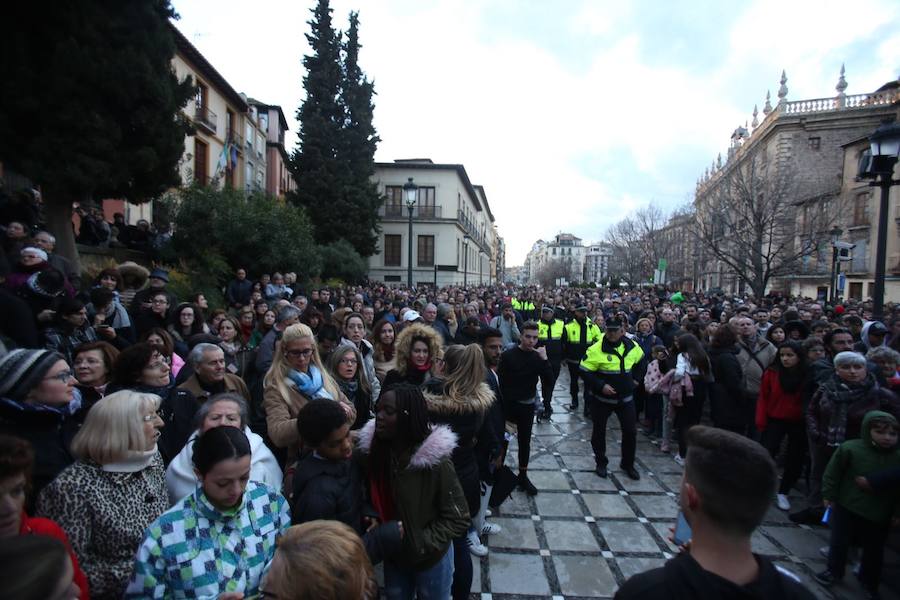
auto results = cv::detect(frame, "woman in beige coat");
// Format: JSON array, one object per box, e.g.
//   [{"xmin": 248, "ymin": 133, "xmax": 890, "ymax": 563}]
[{"xmin": 262, "ymin": 323, "xmax": 355, "ymax": 493}]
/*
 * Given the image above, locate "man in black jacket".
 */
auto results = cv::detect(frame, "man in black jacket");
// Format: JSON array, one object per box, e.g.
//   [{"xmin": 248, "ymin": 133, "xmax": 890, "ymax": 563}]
[
  {"xmin": 498, "ymin": 321, "xmax": 553, "ymax": 496},
  {"xmin": 225, "ymin": 268, "xmax": 253, "ymax": 309},
  {"xmin": 615, "ymin": 426, "xmax": 816, "ymax": 600}
]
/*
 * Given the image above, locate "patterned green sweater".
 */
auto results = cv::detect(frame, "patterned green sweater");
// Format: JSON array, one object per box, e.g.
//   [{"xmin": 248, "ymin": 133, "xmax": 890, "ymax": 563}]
[{"xmin": 126, "ymin": 481, "xmax": 290, "ymax": 599}]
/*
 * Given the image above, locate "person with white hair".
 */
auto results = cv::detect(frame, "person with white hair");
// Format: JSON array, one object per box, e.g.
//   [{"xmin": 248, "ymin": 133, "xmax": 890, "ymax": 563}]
[
  {"xmin": 37, "ymin": 390, "xmax": 169, "ymax": 599},
  {"xmin": 165, "ymin": 393, "xmax": 281, "ymax": 504}
]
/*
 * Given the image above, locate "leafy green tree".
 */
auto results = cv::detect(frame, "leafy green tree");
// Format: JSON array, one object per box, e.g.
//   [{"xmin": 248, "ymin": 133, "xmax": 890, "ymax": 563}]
[
  {"xmin": 338, "ymin": 11, "xmax": 382, "ymax": 257},
  {"xmin": 0, "ymin": 1, "xmax": 194, "ymax": 267},
  {"xmin": 319, "ymin": 238, "xmax": 368, "ymax": 283},
  {"xmin": 166, "ymin": 185, "xmax": 321, "ymax": 283}
]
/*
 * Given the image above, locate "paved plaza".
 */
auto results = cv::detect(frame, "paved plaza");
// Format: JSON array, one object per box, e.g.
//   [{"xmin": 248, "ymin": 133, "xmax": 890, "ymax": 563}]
[{"xmin": 455, "ymin": 369, "xmax": 900, "ymax": 600}]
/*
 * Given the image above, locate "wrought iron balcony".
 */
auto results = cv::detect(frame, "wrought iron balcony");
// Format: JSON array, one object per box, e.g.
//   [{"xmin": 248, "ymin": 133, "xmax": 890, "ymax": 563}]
[
  {"xmin": 194, "ymin": 106, "xmax": 217, "ymax": 134},
  {"xmin": 379, "ymin": 204, "xmax": 442, "ymax": 219}
]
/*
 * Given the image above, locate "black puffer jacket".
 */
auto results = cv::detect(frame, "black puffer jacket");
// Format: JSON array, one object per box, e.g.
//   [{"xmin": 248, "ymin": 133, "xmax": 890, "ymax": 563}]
[
  {"xmin": 707, "ymin": 346, "xmax": 745, "ymax": 428},
  {"xmin": 0, "ymin": 398, "xmax": 77, "ymax": 511},
  {"xmin": 424, "ymin": 377, "xmax": 495, "ymax": 515},
  {"xmin": 291, "ymin": 452, "xmax": 401, "ymax": 564}
]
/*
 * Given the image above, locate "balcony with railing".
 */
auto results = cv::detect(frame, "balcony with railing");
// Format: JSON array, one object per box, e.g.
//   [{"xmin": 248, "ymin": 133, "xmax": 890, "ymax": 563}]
[
  {"xmin": 226, "ymin": 129, "xmax": 243, "ymax": 152},
  {"xmin": 194, "ymin": 105, "xmax": 217, "ymax": 135},
  {"xmin": 378, "ymin": 204, "xmax": 443, "ymax": 219},
  {"xmin": 457, "ymin": 209, "xmax": 489, "ymax": 251}
]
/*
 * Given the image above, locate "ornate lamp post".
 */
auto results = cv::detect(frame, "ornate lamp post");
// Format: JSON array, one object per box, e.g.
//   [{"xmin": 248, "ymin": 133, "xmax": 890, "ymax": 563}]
[
  {"xmin": 858, "ymin": 121, "xmax": 900, "ymax": 319},
  {"xmin": 403, "ymin": 177, "xmax": 418, "ymax": 289}
]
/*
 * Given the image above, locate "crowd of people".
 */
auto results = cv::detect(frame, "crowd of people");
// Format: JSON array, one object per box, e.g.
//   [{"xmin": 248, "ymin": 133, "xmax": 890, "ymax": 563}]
[{"xmin": 2, "ymin": 219, "xmax": 900, "ymax": 598}]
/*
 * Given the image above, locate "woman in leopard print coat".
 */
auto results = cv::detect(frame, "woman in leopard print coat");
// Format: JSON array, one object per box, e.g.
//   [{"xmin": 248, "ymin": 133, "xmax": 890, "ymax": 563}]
[{"xmin": 38, "ymin": 390, "xmax": 169, "ymax": 600}]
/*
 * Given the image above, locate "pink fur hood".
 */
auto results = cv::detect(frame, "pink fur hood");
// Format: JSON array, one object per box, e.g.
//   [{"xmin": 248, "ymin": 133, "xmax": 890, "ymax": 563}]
[{"xmin": 356, "ymin": 419, "xmax": 458, "ymax": 469}]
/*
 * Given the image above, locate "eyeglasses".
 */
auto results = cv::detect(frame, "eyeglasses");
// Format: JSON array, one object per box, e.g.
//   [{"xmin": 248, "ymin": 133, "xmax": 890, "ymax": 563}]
[
  {"xmin": 44, "ymin": 370, "xmax": 75, "ymax": 383},
  {"xmin": 285, "ymin": 348, "xmax": 314, "ymax": 359},
  {"xmin": 151, "ymin": 299, "xmax": 169, "ymax": 305},
  {"xmin": 142, "ymin": 411, "xmax": 163, "ymax": 422},
  {"xmin": 339, "ymin": 358, "xmax": 358, "ymax": 365}
]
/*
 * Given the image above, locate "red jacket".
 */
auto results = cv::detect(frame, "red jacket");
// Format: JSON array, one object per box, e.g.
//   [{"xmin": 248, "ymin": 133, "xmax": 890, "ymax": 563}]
[
  {"xmin": 19, "ymin": 512, "xmax": 90, "ymax": 599},
  {"xmin": 756, "ymin": 368, "xmax": 803, "ymax": 429}
]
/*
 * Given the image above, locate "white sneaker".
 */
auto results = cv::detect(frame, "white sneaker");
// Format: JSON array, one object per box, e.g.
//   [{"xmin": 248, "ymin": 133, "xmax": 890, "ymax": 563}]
[
  {"xmin": 481, "ymin": 522, "xmax": 502, "ymax": 536},
  {"xmin": 673, "ymin": 455, "xmax": 685, "ymax": 467},
  {"xmin": 466, "ymin": 529, "xmax": 488, "ymax": 557},
  {"xmin": 776, "ymin": 494, "xmax": 791, "ymax": 511}
]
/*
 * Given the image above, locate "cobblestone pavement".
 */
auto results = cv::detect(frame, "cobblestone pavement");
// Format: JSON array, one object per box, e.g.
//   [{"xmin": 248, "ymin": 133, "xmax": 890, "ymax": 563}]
[{"xmin": 462, "ymin": 369, "xmax": 900, "ymax": 600}]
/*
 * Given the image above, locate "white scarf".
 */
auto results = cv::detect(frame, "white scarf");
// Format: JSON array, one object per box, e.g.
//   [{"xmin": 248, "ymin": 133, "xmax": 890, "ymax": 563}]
[{"xmin": 102, "ymin": 446, "xmax": 158, "ymax": 472}]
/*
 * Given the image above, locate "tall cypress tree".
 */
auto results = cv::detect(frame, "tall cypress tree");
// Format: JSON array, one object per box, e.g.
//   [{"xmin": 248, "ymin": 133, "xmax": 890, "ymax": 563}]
[
  {"xmin": 339, "ymin": 11, "xmax": 381, "ymax": 257},
  {"xmin": 290, "ymin": 0, "xmax": 347, "ymax": 247},
  {"xmin": 291, "ymin": 1, "xmax": 382, "ymax": 258}
]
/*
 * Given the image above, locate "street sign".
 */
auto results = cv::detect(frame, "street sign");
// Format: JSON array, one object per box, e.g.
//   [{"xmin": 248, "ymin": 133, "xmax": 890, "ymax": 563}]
[
  {"xmin": 658, "ymin": 258, "xmax": 668, "ymax": 271},
  {"xmin": 838, "ymin": 273, "xmax": 846, "ymax": 291}
]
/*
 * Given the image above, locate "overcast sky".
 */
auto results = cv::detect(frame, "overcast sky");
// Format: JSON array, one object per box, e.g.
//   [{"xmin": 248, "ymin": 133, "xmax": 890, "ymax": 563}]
[{"xmin": 171, "ymin": 0, "xmax": 900, "ymax": 265}]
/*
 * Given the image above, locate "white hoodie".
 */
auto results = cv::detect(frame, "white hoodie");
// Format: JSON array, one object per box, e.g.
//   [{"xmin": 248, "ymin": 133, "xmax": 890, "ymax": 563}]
[{"xmin": 165, "ymin": 426, "xmax": 283, "ymax": 504}]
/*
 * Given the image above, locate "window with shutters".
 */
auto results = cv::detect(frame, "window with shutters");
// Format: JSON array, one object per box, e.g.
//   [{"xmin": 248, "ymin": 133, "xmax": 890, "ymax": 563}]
[
  {"xmin": 384, "ymin": 235, "xmax": 401, "ymax": 266},
  {"xmin": 417, "ymin": 235, "xmax": 434, "ymax": 267}
]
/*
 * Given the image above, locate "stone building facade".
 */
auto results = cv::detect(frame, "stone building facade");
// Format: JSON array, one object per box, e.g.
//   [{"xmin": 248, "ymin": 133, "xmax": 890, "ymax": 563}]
[{"xmin": 693, "ymin": 69, "xmax": 898, "ymax": 298}]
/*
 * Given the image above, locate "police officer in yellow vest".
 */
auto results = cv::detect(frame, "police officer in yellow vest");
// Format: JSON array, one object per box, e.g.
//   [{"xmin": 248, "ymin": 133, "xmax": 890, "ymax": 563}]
[
  {"xmin": 580, "ymin": 317, "xmax": 644, "ymax": 480},
  {"xmin": 511, "ymin": 295, "xmax": 536, "ymax": 322},
  {"xmin": 536, "ymin": 306, "xmax": 564, "ymax": 420},
  {"xmin": 562, "ymin": 305, "xmax": 601, "ymax": 415}
]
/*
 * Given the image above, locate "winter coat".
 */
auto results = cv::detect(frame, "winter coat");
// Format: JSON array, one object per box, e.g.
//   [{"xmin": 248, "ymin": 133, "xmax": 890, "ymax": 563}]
[
  {"xmin": 37, "ymin": 454, "xmax": 169, "ymax": 600},
  {"xmin": 262, "ymin": 376, "xmax": 354, "ymax": 463},
  {"xmin": 43, "ymin": 323, "xmax": 98, "ymax": 364},
  {"xmin": 339, "ymin": 336, "xmax": 381, "ymax": 403},
  {"xmin": 807, "ymin": 374, "xmax": 900, "ymax": 449},
  {"xmin": 707, "ymin": 346, "xmax": 745, "ymax": 428},
  {"xmin": 165, "ymin": 427, "xmax": 283, "ymax": 504},
  {"xmin": 0, "ymin": 398, "xmax": 76, "ymax": 510},
  {"xmin": 356, "ymin": 420, "xmax": 470, "ymax": 572},
  {"xmin": 176, "ymin": 372, "xmax": 250, "ymax": 405},
  {"xmin": 735, "ymin": 336, "xmax": 777, "ymax": 396},
  {"xmin": 822, "ymin": 411, "xmax": 900, "ymax": 524},
  {"xmin": 125, "ymin": 481, "xmax": 290, "ymax": 599},
  {"xmin": 756, "ymin": 368, "xmax": 804, "ymax": 430},
  {"xmin": 424, "ymin": 378, "xmax": 496, "ymax": 514},
  {"xmin": 18, "ymin": 512, "xmax": 90, "ymax": 600},
  {"xmin": 291, "ymin": 452, "xmax": 402, "ymax": 565}
]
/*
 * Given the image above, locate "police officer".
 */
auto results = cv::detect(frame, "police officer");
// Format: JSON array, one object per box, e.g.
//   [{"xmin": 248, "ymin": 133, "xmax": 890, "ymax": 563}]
[
  {"xmin": 562, "ymin": 305, "xmax": 601, "ymax": 416},
  {"xmin": 536, "ymin": 306, "xmax": 564, "ymax": 421},
  {"xmin": 580, "ymin": 317, "xmax": 644, "ymax": 480}
]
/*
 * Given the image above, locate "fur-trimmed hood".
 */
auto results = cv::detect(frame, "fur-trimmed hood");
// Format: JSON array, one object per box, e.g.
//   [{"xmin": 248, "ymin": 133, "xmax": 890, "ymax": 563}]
[
  {"xmin": 356, "ymin": 419, "xmax": 458, "ymax": 469},
  {"xmin": 423, "ymin": 380, "xmax": 495, "ymax": 416},
  {"xmin": 393, "ymin": 323, "xmax": 444, "ymax": 376}
]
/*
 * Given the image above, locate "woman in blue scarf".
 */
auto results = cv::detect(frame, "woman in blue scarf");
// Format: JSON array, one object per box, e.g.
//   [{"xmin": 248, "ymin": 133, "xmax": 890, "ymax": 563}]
[{"xmin": 262, "ymin": 323, "xmax": 356, "ymax": 494}]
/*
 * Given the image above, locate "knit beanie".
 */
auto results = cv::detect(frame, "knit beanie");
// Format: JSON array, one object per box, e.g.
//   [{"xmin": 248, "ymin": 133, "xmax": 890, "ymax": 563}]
[{"xmin": 0, "ymin": 349, "xmax": 65, "ymax": 401}]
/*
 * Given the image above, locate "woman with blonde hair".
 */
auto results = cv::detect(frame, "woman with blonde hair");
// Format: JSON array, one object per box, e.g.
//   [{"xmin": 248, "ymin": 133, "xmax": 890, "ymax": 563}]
[
  {"xmin": 261, "ymin": 520, "xmax": 376, "ymax": 600},
  {"xmin": 424, "ymin": 344, "xmax": 497, "ymax": 597},
  {"xmin": 263, "ymin": 324, "xmax": 355, "ymax": 473},
  {"xmin": 383, "ymin": 323, "xmax": 444, "ymax": 388},
  {"xmin": 37, "ymin": 390, "xmax": 168, "ymax": 599}
]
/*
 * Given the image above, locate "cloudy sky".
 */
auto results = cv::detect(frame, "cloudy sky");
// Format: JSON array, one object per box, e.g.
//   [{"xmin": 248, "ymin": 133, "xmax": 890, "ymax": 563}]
[{"xmin": 172, "ymin": 0, "xmax": 900, "ymax": 265}]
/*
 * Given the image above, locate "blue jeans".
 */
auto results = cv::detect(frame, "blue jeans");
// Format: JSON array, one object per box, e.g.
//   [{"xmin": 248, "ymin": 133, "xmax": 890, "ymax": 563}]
[{"xmin": 384, "ymin": 544, "xmax": 455, "ymax": 600}]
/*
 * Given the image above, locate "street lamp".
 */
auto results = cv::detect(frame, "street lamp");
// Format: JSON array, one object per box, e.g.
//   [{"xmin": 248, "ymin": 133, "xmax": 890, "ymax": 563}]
[
  {"xmin": 403, "ymin": 177, "xmax": 418, "ymax": 289},
  {"xmin": 829, "ymin": 225, "xmax": 843, "ymax": 304},
  {"xmin": 858, "ymin": 121, "xmax": 900, "ymax": 319},
  {"xmin": 463, "ymin": 234, "xmax": 470, "ymax": 287}
]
